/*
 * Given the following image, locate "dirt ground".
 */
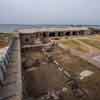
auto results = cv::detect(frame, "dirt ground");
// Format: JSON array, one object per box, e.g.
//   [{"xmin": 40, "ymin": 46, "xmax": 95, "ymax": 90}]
[
  {"xmin": 0, "ymin": 40, "xmax": 8, "ymax": 48},
  {"xmin": 50, "ymin": 46, "xmax": 100, "ymax": 100},
  {"xmin": 23, "ymin": 49, "xmax": 67, "ymax": 99},
  {"xmin": 22, "ymin": 39, "xmax": 100, "ymax": 100}
]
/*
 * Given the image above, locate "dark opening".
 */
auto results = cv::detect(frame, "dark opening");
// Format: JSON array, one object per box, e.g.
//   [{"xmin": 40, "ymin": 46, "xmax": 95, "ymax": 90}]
[
  {"xmin": 65, "ymin": 32, "xmax": 70, "ymax": 36},
  {"xmin": 79, "ymin": 31, "xmax": 84, "ymax": 35},
  {"xmin": 58, "ymin": 32, "xmax": 63, "ymax": 36},
  {"xmin": 43, "ymin": 32, "xmax": 47, "ymax": 37},
  {"xmin": 73, "ymin": 31, "xmax": 77, "ymax": 35},
  {"xmin": 49, "ymin": 32, "xmax": 56, "ymax": 37},
  {"xmin": 25, "ymin": 38, "xmax": 29, "ymax": 42},
  {"xmin": 36, "ymin": 33, "xmax": 38, "ymax": 38}
]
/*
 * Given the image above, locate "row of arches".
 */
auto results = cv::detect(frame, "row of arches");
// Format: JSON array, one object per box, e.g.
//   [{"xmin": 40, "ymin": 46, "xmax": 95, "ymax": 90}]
[
  {"xmin": 48, "ymin": 31, "xmax": 86, "ymax": 37},
  {"xmin": 24, "ymin": 31, "xmax": 86, "ymax": 39},
  {"xmin": 20, "ymin": 31, "xmax": 88, "ymax": 46}
]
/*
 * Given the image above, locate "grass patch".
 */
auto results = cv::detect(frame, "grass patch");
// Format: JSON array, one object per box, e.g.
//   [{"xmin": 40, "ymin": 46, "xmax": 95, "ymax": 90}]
[
  {"xmin": 79, "ymin": 39, "xmax": 100, "ymax": 49},
  {"xmin": 61, "ymin": 39, "xmax": 88, "ymax": 53}
]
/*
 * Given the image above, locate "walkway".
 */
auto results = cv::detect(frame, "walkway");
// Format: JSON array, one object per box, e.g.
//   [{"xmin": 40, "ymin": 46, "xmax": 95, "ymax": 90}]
[{"xmin": 0, "ymin": 36, "xmax": 22, "ymax": 100}]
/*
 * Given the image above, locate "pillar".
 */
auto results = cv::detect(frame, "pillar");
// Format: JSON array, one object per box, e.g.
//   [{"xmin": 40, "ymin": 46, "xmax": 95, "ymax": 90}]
[
  {"xmin": 63, "ymin": 32, "xmax": 66, "ymax": 36},
  {"xmin": 55, "ymin": 32, "xmax": 58, "ymax": 36},
  {"xmin": 70, "ymin": 31, "xmax": 73, "ymax": 36},
  {"xmin": 62, "ymin": 32, "xmax": 65, "ymax": 36},
  {"xmin": 77, "ymin": 31, "xmax": 80, "ymax": 35}
]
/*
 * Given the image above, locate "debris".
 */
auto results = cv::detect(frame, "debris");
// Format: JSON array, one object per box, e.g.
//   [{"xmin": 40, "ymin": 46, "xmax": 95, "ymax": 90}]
[{"xmin": 80, "ymin": 70, "xmax": 94, "ymax": 80}]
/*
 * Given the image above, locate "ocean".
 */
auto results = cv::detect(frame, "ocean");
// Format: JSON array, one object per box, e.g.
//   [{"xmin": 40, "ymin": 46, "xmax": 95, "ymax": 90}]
[
  {"xmin": 0, "ymin": 24, "xmax": 35, "ymax": 32},
  {"xmin": 0, "ymin": 24, "xmax": 66, "ymax": 32},
  {"xmin": 0, "ymin": 24, "xmax": 100, "ymax": 33}
]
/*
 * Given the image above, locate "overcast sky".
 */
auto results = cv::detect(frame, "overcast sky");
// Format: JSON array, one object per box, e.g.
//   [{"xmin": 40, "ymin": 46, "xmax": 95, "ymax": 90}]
[{"xmin": 0, "ymin": 0, "xmax": 100, "ymax": 25}]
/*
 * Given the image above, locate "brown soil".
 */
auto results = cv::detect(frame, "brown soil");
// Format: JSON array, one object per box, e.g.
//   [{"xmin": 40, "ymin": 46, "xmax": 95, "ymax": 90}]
[
  {"xmin": 22, "ymin": 46, "xmax": 100, "ymax": 100},
  {"xmin": 0, "ymin": 40, "xmax": 8, "ymax": 48}
]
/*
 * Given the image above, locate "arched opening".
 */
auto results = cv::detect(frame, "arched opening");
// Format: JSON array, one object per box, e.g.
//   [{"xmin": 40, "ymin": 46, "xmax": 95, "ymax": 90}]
[
  {"xmin": 58, "ymin": 32, "xmax": 63, "ymax": 36},
  {"xmin": 79, "ymin": 31, "xmax": 84, "ymax": 35},
  {"xmin": 49, "ymin": 32, "xmax": 56, "ymax": 37},
  {"xmin": 73, "ymin": 31, "xmax": 77, "ymax": 35},
  {"xmin": 35, "ymin": 33, "xmax": 39, "ymax": 38},
  {"xmin": 23, "ymin": 35, "xmax": 33, "ymax": 45},
  {"xmin": 43, "ymin": 32, "xmax": 47, "ymax": 37},
  {"xmin": 25, "ymin": 38, "xmax": 29, "ymax": 42},
  {"xmin": 65, "ymin": 32, "xmax": 70, "ymax": 36}
]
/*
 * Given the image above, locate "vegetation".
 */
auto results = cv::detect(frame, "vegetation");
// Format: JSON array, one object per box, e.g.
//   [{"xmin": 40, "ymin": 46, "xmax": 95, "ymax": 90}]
[
  {"xmin": 60, "ymin": 39, "xmax": 89, "ymax": 53},
  {"xmin": 79, "ymin": 39, "xmax": 100, "ymax": 49},
  {"xmin": 0, "ymin": 33, "xmax": 15, "ymax": 45}
]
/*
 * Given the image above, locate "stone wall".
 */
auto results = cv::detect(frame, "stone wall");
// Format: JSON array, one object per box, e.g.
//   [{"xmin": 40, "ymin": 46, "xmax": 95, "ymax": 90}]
[{"xmin": 19, "ymin": 30, "xmax": 90, "ymax": 47}]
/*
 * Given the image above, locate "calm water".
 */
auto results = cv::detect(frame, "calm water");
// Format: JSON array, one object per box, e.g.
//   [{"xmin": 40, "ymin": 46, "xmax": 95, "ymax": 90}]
[
  {"xmin": 0, "ymin": 24, "xmax": 35, "ymax": 32},
  {"xmin": 0, "ymin": 24, "xmax": 65, "ymax": 32},
  {"xmin": 0, "ymin": 24, "xmax": 100, "ymax": 33}
]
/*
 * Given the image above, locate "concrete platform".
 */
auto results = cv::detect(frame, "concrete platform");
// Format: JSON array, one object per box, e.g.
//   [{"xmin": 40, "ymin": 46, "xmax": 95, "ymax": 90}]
[{"xmin": 0, "ymin": 37, "xmax": 22, "ymax": 100}]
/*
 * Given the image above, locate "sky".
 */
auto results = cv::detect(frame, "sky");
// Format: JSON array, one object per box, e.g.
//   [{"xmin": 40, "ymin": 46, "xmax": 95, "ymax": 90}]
[{"xmin": 0, "ymin": 0, "xmax": 100, "ymax": 25}]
